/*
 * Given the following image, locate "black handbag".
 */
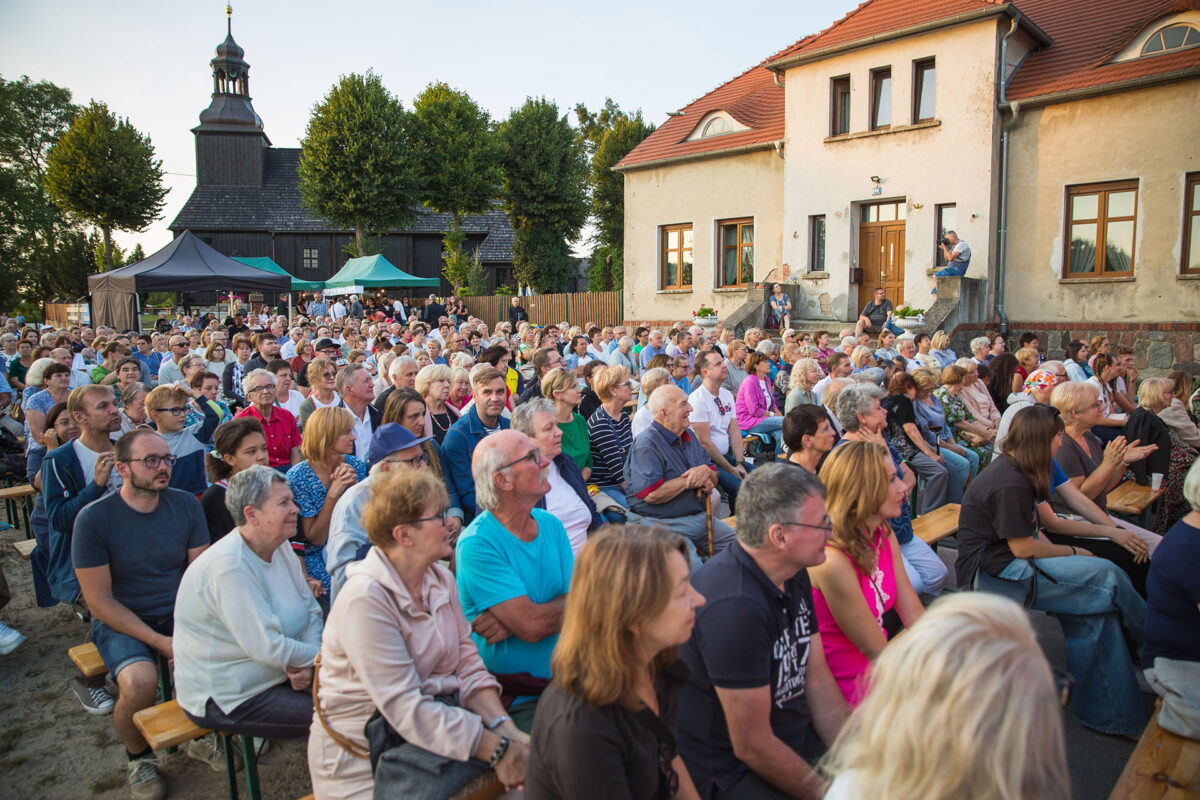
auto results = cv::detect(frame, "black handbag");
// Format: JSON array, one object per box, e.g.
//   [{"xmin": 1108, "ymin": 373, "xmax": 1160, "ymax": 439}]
[{"xmin": 365, "ymin": 697, "xmax": 490, "ymax": 800}]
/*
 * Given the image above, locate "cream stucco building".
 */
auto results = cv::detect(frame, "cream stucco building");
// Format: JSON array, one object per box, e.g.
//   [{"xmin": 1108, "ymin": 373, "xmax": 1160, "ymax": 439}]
[{"xmin": 618, "ymin": 0, "xmax": 1200, "ymax": 339}]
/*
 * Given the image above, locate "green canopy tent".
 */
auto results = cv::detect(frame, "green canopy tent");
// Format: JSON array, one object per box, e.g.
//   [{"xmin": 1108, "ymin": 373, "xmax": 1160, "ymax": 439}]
[
  {"xmin": 231, "ymin": 257, "xmax": 325, "ymax": 291},
  {"xmin": 323, "ymin": 254, "xmax": 441, "ymax": 291}
]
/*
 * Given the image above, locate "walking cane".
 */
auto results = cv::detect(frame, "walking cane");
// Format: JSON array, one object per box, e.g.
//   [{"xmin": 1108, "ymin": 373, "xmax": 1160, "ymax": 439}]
[{"xmin": 704, "ymin": 490, "xmax": 714, "ymax": 559}]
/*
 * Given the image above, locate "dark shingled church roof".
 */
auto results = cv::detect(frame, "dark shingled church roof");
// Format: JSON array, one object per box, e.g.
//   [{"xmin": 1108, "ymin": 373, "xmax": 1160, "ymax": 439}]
[{"xmin": 169, "ymin": 148, "xmax": 514, "ymax": 263}]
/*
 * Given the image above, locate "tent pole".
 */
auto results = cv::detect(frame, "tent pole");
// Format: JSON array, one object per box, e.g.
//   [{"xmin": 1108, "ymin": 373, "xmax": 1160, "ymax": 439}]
[
  {"xmin": 135, "ymin": 293, "xmax": 142, "ymax": 334},
  {"xmin": 289, "ymin": 294, "xmax": 293, "ymax": 327}
]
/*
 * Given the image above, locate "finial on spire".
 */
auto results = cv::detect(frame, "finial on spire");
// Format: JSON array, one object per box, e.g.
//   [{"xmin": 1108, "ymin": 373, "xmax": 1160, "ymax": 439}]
[{"xmin": 226, "ymin": 4, "xmax": 233, "ymax": 35}]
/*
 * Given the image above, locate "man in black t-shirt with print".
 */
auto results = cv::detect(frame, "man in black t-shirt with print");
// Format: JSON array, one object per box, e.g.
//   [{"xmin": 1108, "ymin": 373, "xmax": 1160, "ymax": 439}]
[{"xmin": 678, "ymin": 464, "xmax": 848, "ymax": 800}]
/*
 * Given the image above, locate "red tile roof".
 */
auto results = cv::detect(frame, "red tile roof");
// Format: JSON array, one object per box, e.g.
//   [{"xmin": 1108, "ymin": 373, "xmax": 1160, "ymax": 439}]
[
  {"xmin": 1005, "ymin": 0, "xmax": 1200, "ymax": 101},
  {"xmin": 614, "ymin": 53, "xmax": 797, "ymax": 170}
]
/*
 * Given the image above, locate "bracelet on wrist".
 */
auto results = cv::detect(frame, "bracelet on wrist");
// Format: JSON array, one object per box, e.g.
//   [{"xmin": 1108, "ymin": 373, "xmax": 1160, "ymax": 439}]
[
  {"xmin": 486, "ymin": 735, "xmax": 510, "ymax": 767},
  {"xmin": 1069, "ymin": 545, "xmax": 1077, "ymax": 555},
  {"xmin": 486, "ymin": 715, "xmax": 511, "ymax": 731}
]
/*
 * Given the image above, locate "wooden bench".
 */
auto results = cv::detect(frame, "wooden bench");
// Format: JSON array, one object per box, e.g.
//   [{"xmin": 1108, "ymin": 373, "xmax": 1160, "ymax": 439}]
[
  {"xmin": 1107, "ymin": 479, "xmax": 1164, "ymax": 517},
  {"xmin": 722, "ymin": 516, "xmax": 736, "ymax": 529},
  {"xmin": 133, "ymin": 699, "xmax": 211, "ymax": 751},
  {"xmin": 68, "ymin": 642, "xmax": 108, "ymax": 678},
  {"xmin": 12, "ymin": 538, "xmax": 35, "ymax": 559},
  {"xmin": 1107, "ymin": 698, "xmax": 1200, "ymax": 799},
  {"xmin": 0, "ymin": 483, "xmax": 35, "ymax": 501},
  {"xmin": 0, "ymin": 483, "xmax": 34, "ymax": 532},
  {"xmin": 912, "ymin": 503, "xmax": 960, "ymax": 547}
]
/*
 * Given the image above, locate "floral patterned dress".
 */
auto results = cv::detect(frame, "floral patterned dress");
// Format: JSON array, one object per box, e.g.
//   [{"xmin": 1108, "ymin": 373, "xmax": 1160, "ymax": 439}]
[
  {"xmin": 287, "ymin": 455, "xmax": 367, "ymax": 595},
  {"xmin": 934, "ymin": 386, "xmax": 993, "ymax": 467}
]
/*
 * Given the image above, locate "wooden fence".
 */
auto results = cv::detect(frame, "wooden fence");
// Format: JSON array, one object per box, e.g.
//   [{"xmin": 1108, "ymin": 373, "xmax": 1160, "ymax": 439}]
[
  {"xmin": 461, "ymin": 291, "xmax": 621, "ymax": 331},
  {"xmin": 44, "ymin": 302, "xmax": 91, "ymax": 329}
]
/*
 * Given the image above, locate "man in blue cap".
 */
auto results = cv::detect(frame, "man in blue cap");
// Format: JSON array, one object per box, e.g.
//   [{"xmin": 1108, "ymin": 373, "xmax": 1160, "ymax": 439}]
[{"xmin": 324, "ymin": 423, "xmax": 462, "ymax": 601}]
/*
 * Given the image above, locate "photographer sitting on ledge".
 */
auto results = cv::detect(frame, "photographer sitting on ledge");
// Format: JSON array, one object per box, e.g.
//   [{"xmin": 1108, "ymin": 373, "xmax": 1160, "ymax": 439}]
[{"xmin": 932, "ymin": 231, "xmax": 971, "ymax": 294}]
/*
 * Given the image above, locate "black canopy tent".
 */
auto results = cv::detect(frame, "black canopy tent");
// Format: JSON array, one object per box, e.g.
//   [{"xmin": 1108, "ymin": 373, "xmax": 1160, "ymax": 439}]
[{"xmin": 87, "ymin": 230, "xmax": 292, "ymax": 331}]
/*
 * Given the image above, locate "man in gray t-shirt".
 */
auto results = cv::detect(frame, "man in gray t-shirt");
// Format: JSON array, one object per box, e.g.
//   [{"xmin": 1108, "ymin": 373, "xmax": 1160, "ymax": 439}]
[{"xmin": 72, "ymin": 430, "xmax": 209, "ymax": 798}]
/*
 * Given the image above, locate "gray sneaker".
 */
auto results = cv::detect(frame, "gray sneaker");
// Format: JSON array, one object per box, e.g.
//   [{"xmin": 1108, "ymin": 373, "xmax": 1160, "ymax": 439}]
[
  {"xmin": 187, "ymin": 732, "xmax": 240, "ymax": 772},
  {"xmin": 71, "ymin": 680, "xmax": 115, "ymax": 715},
  {"xmin": 127, "ymin": 754, "xmax": 165, "ymax": 800}
]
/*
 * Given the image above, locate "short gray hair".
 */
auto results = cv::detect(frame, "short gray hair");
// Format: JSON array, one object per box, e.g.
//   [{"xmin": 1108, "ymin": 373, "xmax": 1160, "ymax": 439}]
[
  {"xmin": 511, "ymin": 397, "xmax": 554, "ymax": 437},
  {"xmin": 836, "ymin": 383, "xmax": 885, "ymax": 431},
  {"xmin": 389, "ymin": 355, "xmax": 418, "ymax": 379},
  {"xmin": 647, "ymin": 383, "xmax": 681, "ymax": 417},
  {"xmin": 225, "ymin": 464, "xmax": 288, "ymax": 526},
  {"xmin": 336, "ymin": 362, "xmax": 367, "ymax": 393},
  {"xmin": 970, "ymin": 337, "xmax": 990, "ymax": 354},
  {"xmin": 737, "ymin": 463, "xmax": 826, "ymax": 548},
  {"xmin": 841, "ymin": 336, "xmax": 858, "ymax": 348},
  {"xmin": 755, "ymin": 340, "xmax": 776, "ymax": 355},
  {"xmin": 472, "ymin": 442, "xmax": 511, "ymax": 512},
  {"xmin": 956, "ymin": 357, "xmax": 979, "ymax": 371},
  {"xmin": 240, "ymin": 368, "xmax": 275, "ymax": 395}
]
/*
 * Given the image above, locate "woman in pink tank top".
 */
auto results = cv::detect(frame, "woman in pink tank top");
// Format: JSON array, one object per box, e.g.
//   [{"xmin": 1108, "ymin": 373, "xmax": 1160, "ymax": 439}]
[{"xmin": 811, "ymin": 440, "xmax": 925, "ymax": 705}]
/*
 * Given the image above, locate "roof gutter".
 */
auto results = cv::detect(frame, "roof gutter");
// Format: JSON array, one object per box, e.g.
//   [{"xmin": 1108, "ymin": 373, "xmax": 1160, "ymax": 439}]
[
  {"xmin": 613, "ymin": 139, "xmax": 782, "ymax": 173},
  {"xmin": 995, "ymin": 18, "xmax": 1020, "ymax": 335},
  {"xmin": 1000, "ymin": 66, "xmax": 1200, "ymax": 109},
  {"xmin": 765, "ymin": 4, "xmax": 1051, "ymax": 72}
]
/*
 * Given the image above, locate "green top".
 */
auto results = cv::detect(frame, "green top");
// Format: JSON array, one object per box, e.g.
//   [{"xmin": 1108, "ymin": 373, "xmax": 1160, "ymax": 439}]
[
  {"xmin": 90, "ymin": 365, "xmax": 112, "ymax": 384},
  {"xmin": 558, "ymin": 413, "xmax": 592, "ymax": 473}
]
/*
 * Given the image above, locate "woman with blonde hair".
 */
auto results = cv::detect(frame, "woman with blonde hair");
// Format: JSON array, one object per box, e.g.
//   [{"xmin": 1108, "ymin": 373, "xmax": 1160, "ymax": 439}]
[
  {"xmin": 934, "ymin": 364, "xmax": 994, "ymax": 467},
  {"xmin": 287, "ymin": 405, "xmax": 366, "ymax": 595},
  {"xmin": 785, "ymin": 357, "xmax": 823, "ymax": 412},
  {"xmin": 1145, "ymin": 375, "xmax": 1200, "ymax": 450},
  {"xmin": 587, "ymin": 365, "xmax": 635, "ymax": 507},
  {"xmin": 955, "ymin": 357, "xmax": 1002, "ymax": 431},
  {"xmin": 415, "ymin": 363, "xmax": 460, "ymax": 445},
  {"xmin": 204, "ymin": 340, "xmax": 229, "ymax": 380},
  {"xmin": 309, "ymin": 468, "xmax": 528, "ymax": 799},
  {"xmin": 848, "ymin": 346, "xmax": 873, "ymax": 373},
  {"xmin": 929, "ymin": 330, "xmax": 956, "ymax": 368},
  {"xmin": 821, "ymin": 593, "xmax": 1069, "ymax": 800},
  {"xmin": 542, "ymin": 367, "xmax": 591, "ymax": 478},
  {"xmin": 812, "ymin": 441, "xmax": 924, "ymax": 705},
  {"xmin": 526, "ymin": 526, "xmax": 704, "ymax": 800},
  {"xmin": 1013, "ymin": 346, "xmax": 1040, "ymax": 393},
  {"xmin": 1131, "ymin": 377, "xmax": 1199, "ymax": 531},
  {"xmin": 449, "ymin": 366, "xmax": 472, "ymax": 410}
]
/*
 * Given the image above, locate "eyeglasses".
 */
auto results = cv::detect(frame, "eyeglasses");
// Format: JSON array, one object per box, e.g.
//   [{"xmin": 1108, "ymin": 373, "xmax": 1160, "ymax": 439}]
[
  {"xmin": 497, "ymin": 448, "xmax": 543, "ymax": 472},
  {"xmin": 384, "ymin": 452, "xmax": 426, "ymax": 468},
  {"xmin": 123, "ymin": 454, "xmax": 178, "ymax": 468},
  {"xmin": 777, "ymin": 519, "xmax": 834, "ymax": 535},
  {"xmin": 248, "ymin": 384, "xmax": 275, "ymax": 394},
  {"xmin": 614, "ymin": 381, "xmax": 631, "ymax": 389},
  {"xmin": 410, "ymin": 507, "xmax": 450, "ymax": 525},
  {"xmin": 151, "ymin": 406, "xmax": 187, "ymax": 416}
]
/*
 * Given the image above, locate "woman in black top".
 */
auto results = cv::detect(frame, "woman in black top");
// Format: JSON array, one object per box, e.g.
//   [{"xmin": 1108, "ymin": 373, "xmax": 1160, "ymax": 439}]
[
  {"xmin": 200, "ymin": 418, "xmax": 269, "ymax": 542},
  {"xmin": 526, "ymin": 527, "xmax": 704, "ymax": 800}
]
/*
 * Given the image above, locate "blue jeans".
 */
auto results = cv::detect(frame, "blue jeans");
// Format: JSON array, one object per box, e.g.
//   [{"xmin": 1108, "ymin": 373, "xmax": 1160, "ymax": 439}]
[
  {"xmin": 715, "ymin": 453, "xmax": 756, "ymax": 513},
  {"xmin": 934, "ymin": 264, "xmax": 967, "ymax": 277},
  {"xmin": 998, "ymin": 556, "xmax": 1146, "ymax": 735},
  {"xmin": 939, "ymin": 445, "xmax": 975, "ymax": 502},
  {"xmin": 745, "ymin": 416, "xmax": 783, "ymax": 456},
  {"xmin": 92, "ymin": 616, "xmax": 172, "ymax": 678},
  {"xmin": 884, "ymin": 318, "xmax": 904, "ymax": 336},
  {"xmin": 899, "ymin": 536, "xmax": 947, "ymax": 596}
]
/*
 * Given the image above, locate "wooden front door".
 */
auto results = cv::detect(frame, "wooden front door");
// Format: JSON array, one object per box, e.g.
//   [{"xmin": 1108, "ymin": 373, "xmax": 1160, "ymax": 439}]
[{"xmin": 857, "ymin": 208, "xmax": 906, "ymax": 311}]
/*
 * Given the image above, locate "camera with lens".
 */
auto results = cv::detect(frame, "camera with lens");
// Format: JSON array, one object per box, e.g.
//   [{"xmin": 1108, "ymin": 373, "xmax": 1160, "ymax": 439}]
[{"xmin": 937, "ymin": 236, "xmax": 951, "ymax": 247}]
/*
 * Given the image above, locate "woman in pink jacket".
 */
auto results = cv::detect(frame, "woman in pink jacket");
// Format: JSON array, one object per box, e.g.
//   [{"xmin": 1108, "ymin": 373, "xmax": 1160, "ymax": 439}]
[
  {"xmin": 309, "ymin": 469, "xmax": 530, "ymax": 799},
  {"xmin": 735, "ymin": 351, "xmax": 784, "ymax": 455}
]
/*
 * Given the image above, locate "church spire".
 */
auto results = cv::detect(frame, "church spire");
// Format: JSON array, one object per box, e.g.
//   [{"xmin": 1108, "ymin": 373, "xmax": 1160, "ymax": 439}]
[{"xmin": 194, "ymin": 4, "xmax": 267, "ymax": 138}]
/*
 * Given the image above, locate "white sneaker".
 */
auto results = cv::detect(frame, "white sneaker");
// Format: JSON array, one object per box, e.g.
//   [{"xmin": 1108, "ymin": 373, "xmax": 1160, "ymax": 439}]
[
  {"xmin": 0, "ymin": 621, "xmax": 25, "ymax": 655},
  {"xmin": 127, "ymin": 754, "xmax": 165, "ymax": 800}
]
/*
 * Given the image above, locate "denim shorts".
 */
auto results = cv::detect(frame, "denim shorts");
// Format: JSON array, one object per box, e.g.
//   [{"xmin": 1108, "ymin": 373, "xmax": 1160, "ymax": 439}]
[{"xmin": 91, "ymin": 616, "xmax": 172, "ymax": 678}]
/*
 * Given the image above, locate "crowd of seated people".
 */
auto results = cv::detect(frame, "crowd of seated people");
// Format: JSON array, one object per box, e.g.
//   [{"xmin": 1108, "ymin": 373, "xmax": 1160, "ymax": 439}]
[{"xmin": 4, "ymin": 305, "xmax": 1200, "ymax": 799}]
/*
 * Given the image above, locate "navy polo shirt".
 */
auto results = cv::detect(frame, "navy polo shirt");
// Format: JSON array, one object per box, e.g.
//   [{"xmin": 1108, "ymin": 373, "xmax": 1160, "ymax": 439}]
[
  {"xmin": 677, "ymin": 541, "xmax": 820, "ymax": 793},
  {"xmin": 625, "ymin": 421, "xmax": 713, "ymax": 518}
]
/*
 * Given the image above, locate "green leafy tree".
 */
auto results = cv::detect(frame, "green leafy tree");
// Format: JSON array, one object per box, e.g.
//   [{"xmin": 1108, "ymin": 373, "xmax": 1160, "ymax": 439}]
[
  {"xmin": 575, "ymin": 101, "xmax": 654, "ymax": 291},
  {"xmin": 298, "ymin": 71, "xmax": 419, "ymax": 258},
  {"xmin": 498, "ymin": 97, "xmax": 588, "ymax": 293},
  {"xmin": 127, "ymin": 243, "xmax": 145, "ymax": 264},
  {"xmin": 0, "ymin": 75, "xmax": 79, "ymax": 307},
  {"xmin": 45, "ymin": 101, "xmax": 166, "ymax": 271},
  {"xmin": 408, "ymin": 82, "xmax": 500, "ymax": 291}
]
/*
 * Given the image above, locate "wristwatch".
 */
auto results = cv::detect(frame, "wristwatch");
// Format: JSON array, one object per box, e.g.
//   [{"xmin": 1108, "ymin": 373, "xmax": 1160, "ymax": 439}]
[
  {"xmin": 486, "ymin": 714, "xmax": 511, "ymax": 731},
  {"xmin": 487, "ymin": 736, "xmax": 510, "ymax": 767}
]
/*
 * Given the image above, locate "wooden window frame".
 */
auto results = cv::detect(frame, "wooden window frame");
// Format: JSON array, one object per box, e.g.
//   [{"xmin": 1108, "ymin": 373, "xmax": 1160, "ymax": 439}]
[
  {"xmin": 809, "ymin": 215, "xmax": 826, "ymax": 272},
  {"xmin": 1062, "ymin": 180, "xmax": 1139, "ymax": 279},
  {"xmin": 870, "ymin": 67, "xmax": 892, "ymax": 131},
  {"xmin": 302, "ymin": 247, "xmax": 320, "ymax": 271},
  {"xmin": 912, "ymin": 58, "xmax": 936, "ymax": 123},
  {"xmin": 717, "ymin": 219, "xmax": 755, "ymax": 288},
  {"xmin": 1184, "ymin": 173, "xmax": 1200, "ymax": 275},
  {"xmin": 830, "ymin": 76, "xmax": 851, "ymax": 136},
  {"xmin": 935, "ymin": 203, "xmax": 956, "ymax": 266},
  {"xmin": 660, "ymin": 224, "xmax": 693, "ymax": 290}
]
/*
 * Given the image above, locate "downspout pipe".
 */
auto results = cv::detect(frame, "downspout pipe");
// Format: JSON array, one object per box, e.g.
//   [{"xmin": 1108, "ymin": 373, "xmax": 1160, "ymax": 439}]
[{"xmin": 995, "ymin": 18, "xmax": 1019, "ymax": 334}]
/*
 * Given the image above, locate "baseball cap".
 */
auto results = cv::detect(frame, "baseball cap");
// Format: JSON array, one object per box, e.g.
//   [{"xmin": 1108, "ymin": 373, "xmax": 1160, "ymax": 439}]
[
  {"xmin": 314, "ymin": 338, "xmax": 339, "ymax": 352},
  {"xmin": 367, "ymin": 423, "xmax": 433, "ymax": 468}
]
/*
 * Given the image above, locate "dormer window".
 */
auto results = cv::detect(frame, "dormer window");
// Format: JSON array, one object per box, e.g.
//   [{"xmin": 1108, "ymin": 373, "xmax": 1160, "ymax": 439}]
[
  {"xmin": 685, "ymin": 111, "xmax": 749, "ymax": 141},
  {"xmin": 1140, "ymin": 24, "xmax": 1200, "ymax": 56}
]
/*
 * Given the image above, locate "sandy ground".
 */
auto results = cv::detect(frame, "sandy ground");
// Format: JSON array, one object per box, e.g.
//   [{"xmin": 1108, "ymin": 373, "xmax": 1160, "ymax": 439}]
[
  {"xmin": 0, "ymin": 527, "xmax": 312, "ymax": 800},
  {"xmin": 0, "ymin": 512, "xmax": 1144, "ymax": 800}
]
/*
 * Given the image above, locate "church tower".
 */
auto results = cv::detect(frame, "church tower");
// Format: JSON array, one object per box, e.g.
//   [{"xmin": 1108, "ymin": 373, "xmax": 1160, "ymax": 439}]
[{"xmin": 192, "ymin": 5, "xmax": 270, "ymax": 186}]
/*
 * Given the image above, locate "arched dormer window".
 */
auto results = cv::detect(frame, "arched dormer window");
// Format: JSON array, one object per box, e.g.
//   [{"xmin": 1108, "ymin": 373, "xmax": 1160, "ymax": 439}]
[
  {"xmin": 1140, "ymin": 23, "xmax": 1200, "ymax": 55},
  {"xmin": 685, "ymin": 110, "xmax": 749, "ymax": 142}
]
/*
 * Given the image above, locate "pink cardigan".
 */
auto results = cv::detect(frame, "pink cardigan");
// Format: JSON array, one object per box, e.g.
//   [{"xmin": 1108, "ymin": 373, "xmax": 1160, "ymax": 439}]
[{"xmin": 736, "ymin": 374, "xmax": 777, "ymax": 432}]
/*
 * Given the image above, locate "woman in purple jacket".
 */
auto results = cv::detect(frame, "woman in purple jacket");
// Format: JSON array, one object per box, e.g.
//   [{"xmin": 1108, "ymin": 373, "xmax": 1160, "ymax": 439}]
[{"xmin": 735, "ymin": 352, "xmax": 784, "ymax": 455}]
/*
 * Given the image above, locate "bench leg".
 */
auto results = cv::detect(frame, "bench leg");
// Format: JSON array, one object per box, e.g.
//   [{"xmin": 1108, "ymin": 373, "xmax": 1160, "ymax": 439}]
[
  {"xmin": 222, "ymin": 735, "xmax": 240, "ymax": 800},
  {"xmin": 239, "ymin": 735, "xmax": 262, "ymax": 800}
]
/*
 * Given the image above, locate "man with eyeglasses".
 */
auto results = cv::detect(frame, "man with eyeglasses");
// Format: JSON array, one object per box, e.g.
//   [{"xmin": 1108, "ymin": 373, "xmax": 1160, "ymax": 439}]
[
  {"xmin": 678, "ymin": 464, "xmax": 848, "ymax": 800},
  {"xmin": 455, "ymin": 429, "xmax": 573, "ymax": 732},
  {"xmin": 72, "ymin": 429, "xmax": 209, "ymax": 800},
  {"xmin": 155, "ymin": 335, "xmax": 192, "ymax": 386},
  {"xmin": 515, "ymin": 347, "xmax": 566, "ymax": 407},
  {"xmin": 144, "ymin": 381, "xmax": 221, "ymax": 495},
  {"xmin": 325, "ymin": 424, "xmax": 447, "ymax": 601}
]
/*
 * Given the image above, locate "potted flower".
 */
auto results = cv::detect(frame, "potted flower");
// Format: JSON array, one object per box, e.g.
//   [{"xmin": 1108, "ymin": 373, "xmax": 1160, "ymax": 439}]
[
  {"xmin": 893, "ymin": 305, "xmax": 926, "ymax": 331},
  {"xmin": 693, "ymin": 305, "xmax": 719, "ymax": 328}
]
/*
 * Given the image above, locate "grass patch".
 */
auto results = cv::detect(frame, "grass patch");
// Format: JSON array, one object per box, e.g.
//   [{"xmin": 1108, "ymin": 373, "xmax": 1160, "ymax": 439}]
[
  {"xmin": 0, "ymin": 725, "xmax": 23, "ymax": 755},
  {"xmin": 89, "ymin": 727, "xmax": 113, "ymax": 749},
  {"xmin": 36, "ymin": 690, "xmax": 56, "ymax": 703},
  {"xmin": 90, "ymin": 772, "xmax": 123, "ymax": 793}
]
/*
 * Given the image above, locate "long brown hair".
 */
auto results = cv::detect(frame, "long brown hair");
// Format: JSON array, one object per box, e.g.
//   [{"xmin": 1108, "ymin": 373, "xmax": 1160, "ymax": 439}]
[
  {"xmin": 819, "ymin": 441, "xmax": 893, "ymax": 574},
  {"xmin": 551, "ymin": 526, "xmax": 689, "ymax": 711},
  {"xmin": 1002, "ymin": 405, "xmax": 1063, "ymax": 502}
]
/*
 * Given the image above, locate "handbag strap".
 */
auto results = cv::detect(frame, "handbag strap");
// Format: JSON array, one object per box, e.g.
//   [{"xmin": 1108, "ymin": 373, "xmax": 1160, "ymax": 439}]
[{"xmin": 312, "ymin": 653, "xmax": 370, "ymax": 760}]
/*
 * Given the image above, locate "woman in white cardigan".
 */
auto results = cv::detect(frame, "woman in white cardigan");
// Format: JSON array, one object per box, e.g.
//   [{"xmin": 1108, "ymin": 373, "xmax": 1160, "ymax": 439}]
[{"xmin": 173, "ymin": 465, "xmax": 324, "ymax": 743}]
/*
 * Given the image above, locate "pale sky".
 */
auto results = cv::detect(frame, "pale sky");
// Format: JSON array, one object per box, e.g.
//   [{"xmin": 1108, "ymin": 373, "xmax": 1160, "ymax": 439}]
[{"xmin": 1, "ymin": 0, "xmax": 860, "ymax": 256}]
